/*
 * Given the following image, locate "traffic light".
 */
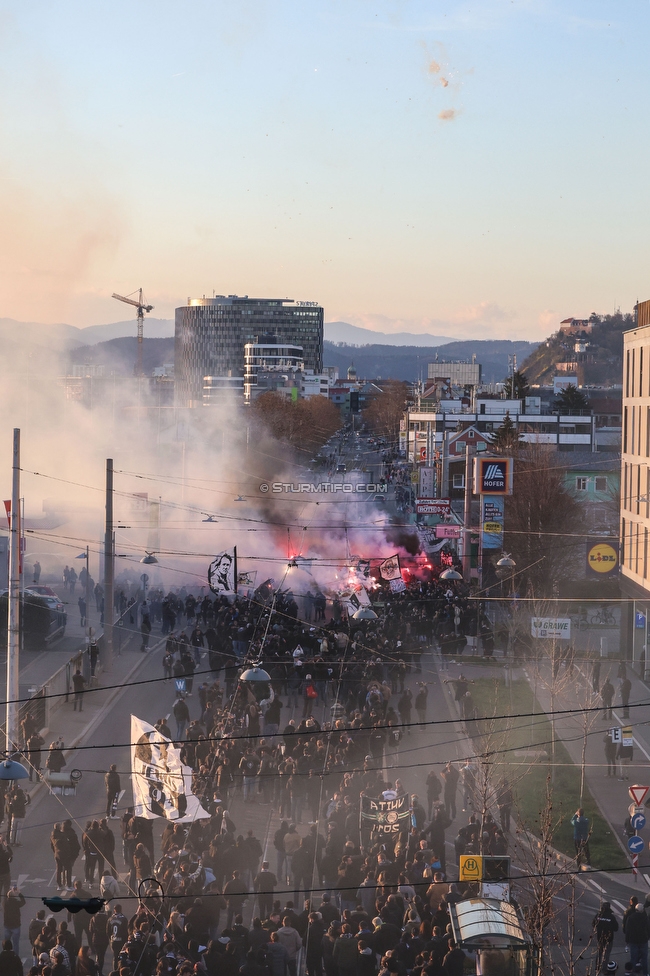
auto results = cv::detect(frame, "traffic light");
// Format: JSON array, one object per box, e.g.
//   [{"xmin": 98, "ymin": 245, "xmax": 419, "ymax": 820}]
[{"xmin": 42, "ymin": 897, "xmax": 105, "ymax": 914}]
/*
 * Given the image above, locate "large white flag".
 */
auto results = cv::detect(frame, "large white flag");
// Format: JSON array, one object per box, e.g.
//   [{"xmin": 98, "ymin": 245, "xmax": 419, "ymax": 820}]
[
  {"xmin": 131, "ymin": 716, "xmax": 210, "ymax": 822},
  {"xmin": 208, "ymin": 547, "xmax": 237, "ymax": 594}
]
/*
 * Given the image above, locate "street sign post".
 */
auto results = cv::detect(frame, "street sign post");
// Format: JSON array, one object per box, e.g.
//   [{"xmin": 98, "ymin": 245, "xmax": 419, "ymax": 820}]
[
  {"xmin": 459, "ymin": 855, "xmax": 482, "ymax": 882},
  {"xmin": 632, "ymin": 812, "xmax": 647, "ymax": 831},
  {"xmin": 629, "ymin": 785, "xmax": 650, "ymax": 806},
  {"xmin": 610, "ymin": 727, "xmax": 622, "ymax": 743},
  {"xmin": 628, "ymin": 835, "xmax": 644, "ymax": 854},
  {"xmin": 175, "ymin": 678, "xmax": 186, "ymax": 694},
  {"xmin": 630, "ymin": 803, "xmax": 643, "ymax": 818}
]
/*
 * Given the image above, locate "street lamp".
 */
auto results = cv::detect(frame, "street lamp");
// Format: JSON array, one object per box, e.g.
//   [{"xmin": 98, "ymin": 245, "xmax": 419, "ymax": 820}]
[
  {"xmin": 238, "ymin": 665, "xmax": 274, "ymax": 705},
  {"xmin": 440, "ymin": 568, "xmax": 463, "ymax": 581},
  {"xmin": 140, "ymin": 552, "xmax": 158, "ymax": 565},
  {"xmin": 0, "ymin": 757, "xmax": 28, "ymax": 781},
  {"xmin": 496, "ymin": 554, "xmax": 517, "ymax": 571},
  {"xmin": 352, "ymin": 606, "xmax": 378, "ymax": 620}
]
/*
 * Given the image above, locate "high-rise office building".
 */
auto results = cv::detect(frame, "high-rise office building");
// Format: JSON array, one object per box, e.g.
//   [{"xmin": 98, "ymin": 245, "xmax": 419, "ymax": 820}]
[{"xmin": 174, "ymin": 295, "xmax": 323, "ymax": 406}]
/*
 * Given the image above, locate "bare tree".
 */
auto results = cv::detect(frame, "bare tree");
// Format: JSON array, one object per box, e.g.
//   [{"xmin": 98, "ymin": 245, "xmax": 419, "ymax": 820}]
[{"xmin": 363, "ymin": 380, "xmax": 410, "ymax": 441}]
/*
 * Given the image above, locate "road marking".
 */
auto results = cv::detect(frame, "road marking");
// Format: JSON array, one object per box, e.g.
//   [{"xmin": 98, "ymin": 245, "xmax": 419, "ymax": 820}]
[
  {"xmin": 644, "ymin": 873, "xmax": 650, "ymax": 887},
  {"xmin": 612, "ymin": 900, "xmax": 627, "ymax": 914}
]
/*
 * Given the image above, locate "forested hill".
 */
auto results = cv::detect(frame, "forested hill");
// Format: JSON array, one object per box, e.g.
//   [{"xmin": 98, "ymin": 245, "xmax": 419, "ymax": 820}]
[{"xmin": 521, "ymin": 312, "xmax": 633, "ymax": 386}]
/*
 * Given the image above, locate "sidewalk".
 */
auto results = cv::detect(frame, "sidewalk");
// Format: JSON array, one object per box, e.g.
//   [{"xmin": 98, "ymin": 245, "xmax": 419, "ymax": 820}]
[
  {"xmin": 529, "ymin": 655, "xmax": 650, "ymax": 885},
  {"xmin": 21, "ymin": 625, "xmax": 157, "ymax": 800}
]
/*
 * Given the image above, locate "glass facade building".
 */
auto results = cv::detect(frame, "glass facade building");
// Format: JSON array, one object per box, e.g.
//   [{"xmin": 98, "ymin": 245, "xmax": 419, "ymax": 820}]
[{"xmin": 174, "ymin": 295, "xmax": 323, "ymax": 407}]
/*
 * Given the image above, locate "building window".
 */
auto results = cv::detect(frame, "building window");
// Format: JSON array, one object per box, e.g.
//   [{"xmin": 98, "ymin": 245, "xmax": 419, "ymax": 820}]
[
  {"xmin": 594, "ymin": 477, "xmax": 608, "ymax": 492},
  {"xmin": 452, "ymin": 474, "xmax": 465, "ymax": 488},
  {"xmin": 575, "ymin": 477, "xmax": 588, "ymax": 491}
]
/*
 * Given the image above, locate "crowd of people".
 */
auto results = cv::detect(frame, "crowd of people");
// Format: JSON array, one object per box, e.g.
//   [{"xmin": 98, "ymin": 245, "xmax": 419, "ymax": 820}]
[{"xmin": 4, "ymin": 572, "xmax": 522, "ymax": 976}]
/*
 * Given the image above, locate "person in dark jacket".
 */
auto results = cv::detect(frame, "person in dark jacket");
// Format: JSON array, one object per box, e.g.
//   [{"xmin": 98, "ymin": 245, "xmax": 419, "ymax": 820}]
[
  {"xmin": 593, "ymin": 902, "xmax": 618, "ymax": 974},
  {"xmin": 104, "ymin": 766, "xmax": 121, "ymax": 818},
  {"xmin": 26, "ymin": 733, "xmax": 44, "ymax": 783},
  {"xmin": 265, "ymin": 931, "xmax": 288, "ymax": 976},
  {"xmin": 60, "ymin": 822, "xmax": 80, "ymax": 890},
  {"xmin": 332, "ymin": 925, "xmax": 357, "ymax": 976},
  {"xmin": 3, "ymin": 888, "xmax": 25, "ymax": 954},
  {"xmin": 0, "ymin": 938, "xmax": 23, "ymax": 976},
  {"xmin": 624, "ymin": 904, "xmax": 649, "ymax": 975},
  {"xmin": 46, "ymin": 743, "xmax": 66, "ymax": 775},
  {"xmin": 441, "ymin": 940, "xmax": 466, "ymax": 976},
  {"xmin": 304, "ymin": 913, "xmax": 325, "ymax": 976}
]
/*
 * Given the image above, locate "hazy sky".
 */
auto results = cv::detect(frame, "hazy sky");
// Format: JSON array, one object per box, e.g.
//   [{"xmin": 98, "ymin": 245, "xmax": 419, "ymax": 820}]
[{"xmin": 0, "ymin": 0, "xmax": 647, "ymax": 340}]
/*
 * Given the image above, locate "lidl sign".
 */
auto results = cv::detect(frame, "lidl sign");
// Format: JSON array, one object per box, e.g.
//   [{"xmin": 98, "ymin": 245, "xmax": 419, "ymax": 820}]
[{"xmin": 587, "ymin": 542, "xmax": 618, "ymax": 576}]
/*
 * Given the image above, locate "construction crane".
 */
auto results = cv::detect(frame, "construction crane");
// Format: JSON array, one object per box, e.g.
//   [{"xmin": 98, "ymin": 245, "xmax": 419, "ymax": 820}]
[{"xmin": 111, "ymin": 288, "xmax": 154, "ymax": 377}]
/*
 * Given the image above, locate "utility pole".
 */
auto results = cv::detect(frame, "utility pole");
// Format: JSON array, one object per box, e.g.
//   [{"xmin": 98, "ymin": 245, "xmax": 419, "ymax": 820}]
[
  {"xmin": 103, "ymin": 459, "xmax": 114, "ymax": 670},
  {"xmin": 461, "ymin": 442, "xmax": 473, "ymax": 581},
  {"xmin": 6, "ymin": 429, "xmax": 20, "ymax": 754}
]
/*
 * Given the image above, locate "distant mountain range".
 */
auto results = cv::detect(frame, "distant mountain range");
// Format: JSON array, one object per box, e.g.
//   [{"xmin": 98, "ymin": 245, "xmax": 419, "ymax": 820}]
[
  {"xmin": 324, "ymin": 322, "xmax": 455, "ymax": 346},
  {"xmin": 0, "ymin": 316, "xmax": 537, "ymax": 384},
  {"xmin": 0, "ymin": 317, "xmax": 176, "ymax": 349}
]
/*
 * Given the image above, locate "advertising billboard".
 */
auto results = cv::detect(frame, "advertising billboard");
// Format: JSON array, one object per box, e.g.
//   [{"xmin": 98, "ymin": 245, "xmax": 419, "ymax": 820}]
[{"xmin": 474, "ymin": 457, "xmax": 513, "ymax": 495}]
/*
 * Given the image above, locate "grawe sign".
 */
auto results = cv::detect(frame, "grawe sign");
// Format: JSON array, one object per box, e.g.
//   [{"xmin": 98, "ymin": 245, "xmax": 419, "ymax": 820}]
[{"xmin": 531, "ymin": 617, "xmax": 571, "ymax": 640}]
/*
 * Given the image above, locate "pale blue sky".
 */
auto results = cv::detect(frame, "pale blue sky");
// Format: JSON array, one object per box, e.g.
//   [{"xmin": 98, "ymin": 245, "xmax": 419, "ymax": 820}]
[{"xmin": 0, "ymin": 0, "xmax": 646, "ymax": 338}]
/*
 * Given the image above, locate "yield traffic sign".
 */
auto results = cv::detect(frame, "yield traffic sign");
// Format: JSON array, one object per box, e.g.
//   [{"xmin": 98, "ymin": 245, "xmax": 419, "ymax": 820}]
[
  {"xmin": 628, "ymin": 835, "xmax": 645, "ymax": 854},
  {"xmin": 629, "ymin": 785, "xmax": 650, "ymax": 806}
]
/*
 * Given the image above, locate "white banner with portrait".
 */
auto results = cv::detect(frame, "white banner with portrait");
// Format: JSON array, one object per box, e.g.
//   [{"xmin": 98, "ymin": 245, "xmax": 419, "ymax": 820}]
[
  {"xmin": 208, "ymin": 547, "xmax": 237, "ymax": 594},
  {"xmin": 131, "ymin": 716, "xmax": 210, "ymax": 822}
]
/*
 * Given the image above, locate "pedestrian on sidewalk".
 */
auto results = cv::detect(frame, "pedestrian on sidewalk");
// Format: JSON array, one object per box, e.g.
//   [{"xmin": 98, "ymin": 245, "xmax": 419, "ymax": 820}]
[
  {"xmin": 72, "ymin": 670, "xmax": 86, "ymax": 712},
  {"xmin": 426, "ymin": 769, "xmax": 441, "ymax": 819},
  {"xmin": 570, "ymin": 808, "xmax": 591, "ymax": 866},
  {"xmin": 600, "ymin": 678, "xmax": 614, "ymax": 720},
  {"xmin": 46, "ymin": 741, "xmax": 66, "ymax": 774},
  {"xmin": 0, "ymin": 842, "xmax": 11, "ymax": 901},
  {"xmin": 624, "ymin": 903, "xmax": 649, "ymax": 975},
  {"xmin": 3, "ymin": 887, "xmax": 25, "ymax": 954},
  {"xmin": 139, "ymin": 614, "xmax": 152, "ymax": 653},
  {"xmin": 26, "ymin": 731, "xmax": 44, "ymax": 782},
  {"xmin": 105, "ymin": 765, "xmax": 121, "ymax": 818},
  {"xmin": 441, "ymin": 762, "xmax": 459, "ymax": 822},
  {"xmin": 592, "ymin": 901, "xmax": 618, "ymax": 975},
  {"xmin": 78, "ymin": 598, "xmax": 86, "ymax": 628},
  {"xmin": 603, "ymin": 733, "xmax": 617, "ymax": 777},
  {"xmin": 5, "ymin": 788, "xmax": 28, "ymax": 846},
  {"xmin": 620, "ymin": 676, "xmax": 632, "ymax": 719},
  {"xmin": 591, "ymin": 658, "xmax": 601, "ymax": 695},
  {"xmin": 61, "ymin": 821, "xmax": 80, "ymax": 890},
  {"xmin": 617, "ymin": 737, "xmax": 634, "ymax": 780},
  {"xmin": 172, "ymin": 696, "xmax": 190, "ymax": 740}
]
